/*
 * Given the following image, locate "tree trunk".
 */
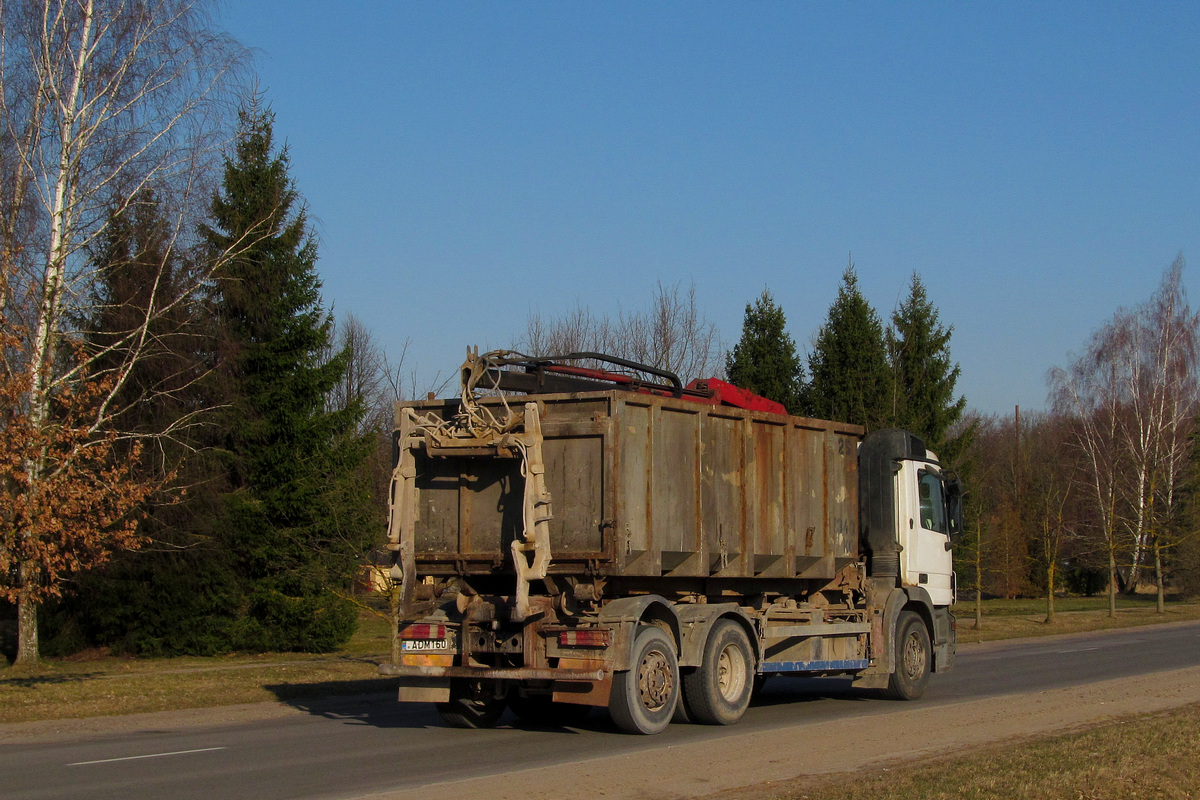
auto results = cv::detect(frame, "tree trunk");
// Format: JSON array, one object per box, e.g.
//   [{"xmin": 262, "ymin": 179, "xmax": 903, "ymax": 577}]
[
  {"xmin": 1045, "ymin": 560, "xmax": 1056, "ymax": 624},
  {"xmin": 973, "ymin": 538, "xmax": 982, "ymax": 630},
  {"xmin": 1108, "ymin": 549, "xmax": 1117, "ymax": 618},
  {"xmin": 15, "ymin": 576, "xmax": 38, "ymax": 668},
  {"xmin": 1155, "ymin": 542, "xmax": 1165, "ymax": 614}
]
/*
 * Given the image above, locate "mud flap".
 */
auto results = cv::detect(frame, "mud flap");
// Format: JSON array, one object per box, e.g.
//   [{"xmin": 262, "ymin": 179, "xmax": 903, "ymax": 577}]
[{"xmin": 397, "ymin": 677, "xmax": 451, "ymax": 704}]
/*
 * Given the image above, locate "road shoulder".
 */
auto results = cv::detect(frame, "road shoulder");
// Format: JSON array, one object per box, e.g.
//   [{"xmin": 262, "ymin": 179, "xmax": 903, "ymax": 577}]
[{"xmin": 356, "ymin": 665, "xmax": 1200, "ymax": 800}]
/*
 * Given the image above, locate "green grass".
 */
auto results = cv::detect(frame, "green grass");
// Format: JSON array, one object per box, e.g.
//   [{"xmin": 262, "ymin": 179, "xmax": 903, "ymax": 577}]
[
  {"xmin": 952, "ymin": 596, "xmax": 1200, "ymax": 642},
  {"xmin": 748, "ymin": 703, "xmax": 1200, "ymax": 800},
  {"xmin": 955, "ymin": 593, "xmax": 1167, "ymax": 616}
]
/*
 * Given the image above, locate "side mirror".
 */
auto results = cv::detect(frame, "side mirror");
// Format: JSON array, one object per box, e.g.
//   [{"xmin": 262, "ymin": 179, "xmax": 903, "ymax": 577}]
[{"xmin": 945, "ymin": 476, "xmax": 963, "ymax": 541}]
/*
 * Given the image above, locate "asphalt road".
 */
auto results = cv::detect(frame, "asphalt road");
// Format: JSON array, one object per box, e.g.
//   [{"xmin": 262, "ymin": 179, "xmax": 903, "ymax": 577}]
[{"xmin": 5, "ymin": 621, "xmax": 1199, "ymax": 800}]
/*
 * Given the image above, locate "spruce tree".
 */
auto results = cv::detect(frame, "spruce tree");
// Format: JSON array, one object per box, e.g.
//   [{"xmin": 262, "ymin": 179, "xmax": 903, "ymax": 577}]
[
  {"xmin": 725, "ymin": 289, "xmax": 804, "ymax": 413},
  {"xmin": 41, "ymin": 194, "xmax": 232, "ymax": 657},
  {"xmin": 807, "ymin": 264, "xmax": 892, "ymax": 430},
  {"xmin": 83, "ymin": 192, "xmax": 201, "ymax": 438},
  {"xmin": 889, "ymin": 272, "xmax": 969, "ymax": 460},
  {"xmin": 201, "ymin": 101, "xmax": 374, "ymax": 652}
]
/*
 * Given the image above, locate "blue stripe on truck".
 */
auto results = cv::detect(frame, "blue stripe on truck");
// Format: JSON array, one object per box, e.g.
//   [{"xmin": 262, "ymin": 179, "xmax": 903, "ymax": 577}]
[{"xmin": 760, "ymin": 659, "xmax": 870, "ymax": 674}]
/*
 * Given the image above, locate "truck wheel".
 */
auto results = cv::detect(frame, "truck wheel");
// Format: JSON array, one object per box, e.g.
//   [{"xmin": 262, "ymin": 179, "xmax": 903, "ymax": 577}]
[
  {"xmin": 436, "ymin": 679, "xmax": 506, "ymax": 728},
  {"xmin": 671, "ymin": 680, "xmax": 694, "ymax": 724},
  {"xmin": 508, "ymin": 693, "xmax": 592, "ymax": 727},
  {"xmin": 884, "ymin": 610, "xmax": 931, "ymax": 701},
  {"xmin": 682, "ymin": 619, "xmax": 754, "ymax": 725},
  {"xmin": 609, "ymin": 625, "xmax": 679, "ymax": 735}
]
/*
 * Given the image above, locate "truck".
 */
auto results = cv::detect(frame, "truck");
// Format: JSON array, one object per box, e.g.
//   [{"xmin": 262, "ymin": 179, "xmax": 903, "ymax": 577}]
[{"xmin": 380, "ymin": 349, "xmax": 960, "ymax": 734}]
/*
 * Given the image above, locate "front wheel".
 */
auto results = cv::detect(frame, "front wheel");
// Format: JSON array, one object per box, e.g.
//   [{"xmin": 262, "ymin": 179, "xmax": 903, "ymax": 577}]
[
  {"xmin": 609, "ymin": 625, "xmax": 679, "ymax": 735},
  {"xmin": 681, "ymin": 619, "xmax": 754, "ymax": 725},
  {"xmin": 884, "ymin": 610, "xmax": 931, "ymax": 701},
  {"xmin": 436, "ymin": 679, "xmax": 506, "ymax": 728}
]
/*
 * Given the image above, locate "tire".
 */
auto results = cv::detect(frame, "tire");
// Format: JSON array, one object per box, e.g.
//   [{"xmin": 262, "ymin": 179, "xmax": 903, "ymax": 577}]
[
  {"xmin": 681, "ymin": 619, "xmax": 754, "ymax": 725},
  {"xmin": 672, "ymin": 677, "xmax": 694, "ymax": 724},
  {"xmin": 884, "ymin": 610, "xmax": 931, "ymax": 701},
  {"xmin": 751, "ymin": 673, "xmax": 770, "ymax": 702},
  {"xmin": 609, "ymin": 625, "xmax": 679, "ymax": 735},
  {"xmin": 435, "ymin": 679, "xmax": 506, "ymax": 728},
  {"xmin": 508, "ymin": 693, "xmax": 592, "ymax": 727}
]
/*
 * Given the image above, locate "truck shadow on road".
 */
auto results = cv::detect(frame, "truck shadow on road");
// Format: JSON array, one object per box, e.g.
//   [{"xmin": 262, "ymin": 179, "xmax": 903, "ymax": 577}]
[
  {"xmin": 265, "ymin": 684, "xmax": 445, "ymax": 729},
  {"xmin": 265, "ymin": 682, "xmax": 615, "ymax": 733},
  {"xmin": 264, "ymin": 676, "xmax": 877, "ymax": 735},
  {"xmin": 750, "ymin": 676, "xmax": 879, "ymax": 707}
]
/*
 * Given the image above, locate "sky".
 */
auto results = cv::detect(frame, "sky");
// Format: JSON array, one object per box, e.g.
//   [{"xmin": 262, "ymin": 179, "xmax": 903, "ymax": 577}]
[{"xmin": 220, "ymin": 2, "xmax": 1200, "ymax": 415}]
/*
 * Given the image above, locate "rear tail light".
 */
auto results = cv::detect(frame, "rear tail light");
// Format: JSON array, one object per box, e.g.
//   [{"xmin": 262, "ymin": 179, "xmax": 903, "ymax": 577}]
[
  {"xmin": 558, "ymin": 629, "xmax": 611, "ymax": 647},
  {"xmin": 401, "ymin": 623, "xmax": 446, "ymax": 640}
]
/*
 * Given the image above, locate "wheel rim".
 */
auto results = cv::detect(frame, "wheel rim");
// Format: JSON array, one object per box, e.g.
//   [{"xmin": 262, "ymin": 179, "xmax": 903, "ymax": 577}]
[
  {"xmin": 902, "ymin": 631, "xmax": 926, "ymax": 678},
  {"xmin": 716, "ymin": 642, "xmax": 748, "ymax": 702},
  {"xmin": 637, "ymin": 647, "xmax": 674, "ymax": 711}
]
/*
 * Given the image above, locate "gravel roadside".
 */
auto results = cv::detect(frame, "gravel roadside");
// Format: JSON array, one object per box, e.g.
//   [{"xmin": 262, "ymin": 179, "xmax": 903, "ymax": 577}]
[{"xmin": 370, "ymin": 665, "xmax": 1200, "ymax": 800}]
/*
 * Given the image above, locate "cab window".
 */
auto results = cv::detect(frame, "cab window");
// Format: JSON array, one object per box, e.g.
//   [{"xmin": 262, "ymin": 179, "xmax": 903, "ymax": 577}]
[{"xmin": 918, "ymin": 470, "xmax": 948, "ymax": 534}]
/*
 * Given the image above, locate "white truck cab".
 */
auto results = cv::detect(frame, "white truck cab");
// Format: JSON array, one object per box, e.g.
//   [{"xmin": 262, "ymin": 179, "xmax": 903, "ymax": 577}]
[{"xmin": 896, "ymin": 456, "xmax": 957, "ymax": 606}]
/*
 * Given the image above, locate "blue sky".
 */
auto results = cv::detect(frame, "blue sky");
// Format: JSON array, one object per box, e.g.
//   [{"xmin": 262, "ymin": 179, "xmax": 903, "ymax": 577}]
[{"xmin": 221, "ymin": 2, "xmax": 1200, "ymax": 414}]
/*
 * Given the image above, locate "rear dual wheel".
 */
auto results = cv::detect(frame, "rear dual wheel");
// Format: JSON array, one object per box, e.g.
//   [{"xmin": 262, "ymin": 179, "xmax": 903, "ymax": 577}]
[{"xmin": 681, "ymin": 620, "xmax": 754, "ymax": 725}]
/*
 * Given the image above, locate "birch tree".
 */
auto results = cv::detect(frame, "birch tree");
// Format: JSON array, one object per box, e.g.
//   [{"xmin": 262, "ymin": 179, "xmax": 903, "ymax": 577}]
[
  {"xmin": 1134, "ymin": 259, "xmax": 1198, "ymax": 610},
  {"xmin": 0, "ymin": 0, "xmax": 243, "ymax": 665},
  {"xmin": 1049, "ymin": 257, "xmax": 1199, "ymax": 614},
  {"xmin": 1051, "ymin": 321, "xmax": 1136, "ymax": 617}
]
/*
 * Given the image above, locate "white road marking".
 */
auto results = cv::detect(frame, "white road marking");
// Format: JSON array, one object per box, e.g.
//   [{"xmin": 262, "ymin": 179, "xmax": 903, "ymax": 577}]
[
  {"xmin": 1055, "ymin": 646, "xmax": 1101, "ymax": 653},
  {"xmin": 68, "ymin": 747, "xmax": 226, "ymax": 767}
]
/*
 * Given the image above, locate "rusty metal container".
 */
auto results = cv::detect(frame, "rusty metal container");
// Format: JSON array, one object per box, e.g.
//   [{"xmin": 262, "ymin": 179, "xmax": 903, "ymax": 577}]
[{"xmin": 397, "ymin": 391, "xmax": 864, "ymax": 583}]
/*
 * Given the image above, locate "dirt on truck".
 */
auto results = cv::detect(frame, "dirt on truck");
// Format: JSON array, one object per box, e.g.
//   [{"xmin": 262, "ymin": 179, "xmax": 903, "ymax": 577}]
[{"xmin": 379, "ymin": 349, "xmax": 960, "ymax": 734}]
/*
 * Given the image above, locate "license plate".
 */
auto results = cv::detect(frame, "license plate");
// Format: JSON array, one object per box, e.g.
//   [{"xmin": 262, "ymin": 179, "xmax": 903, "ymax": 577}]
[{"xmin": 402, "ymin": 639, "xmax": 449, "ymax": 651}]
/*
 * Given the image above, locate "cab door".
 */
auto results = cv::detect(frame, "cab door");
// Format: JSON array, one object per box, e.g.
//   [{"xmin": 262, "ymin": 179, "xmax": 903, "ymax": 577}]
[{"xmin": 896, "ymin": 462, "xmax": 956, "ymax": 606}]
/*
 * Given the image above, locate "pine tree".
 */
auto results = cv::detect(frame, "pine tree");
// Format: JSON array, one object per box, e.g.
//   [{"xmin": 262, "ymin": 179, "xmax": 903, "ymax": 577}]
[
  {"xmin": 889, "ymin": 272, "xmax": 969, "ymax": 460},
  {"xmin": 725, "ymin": 289, "xmax": 804, "ymax": 413},
  {"xmin": 200, "ymin": 100, "xmax": 375, "ymax": 652},
  {"xmin": 806, "ymin": 263, "xmax": 892, "ymax": 429}
]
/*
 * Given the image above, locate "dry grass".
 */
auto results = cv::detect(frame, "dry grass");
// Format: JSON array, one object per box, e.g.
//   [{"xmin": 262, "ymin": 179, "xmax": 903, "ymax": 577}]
[
  {"xmin": 739, "ymin": 703, "xmax": 1200, "ymax": 800},
  {"xmin": 0, "ymin": 612, "xmax": 396, "ymax": 723},
  {"xmin": 1, "ymin": 598, "xmax": 1198, "ymax": 725},
  {"xmin": 0, "ymin": 656, "xmax": 391, "ymax": 724}
]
